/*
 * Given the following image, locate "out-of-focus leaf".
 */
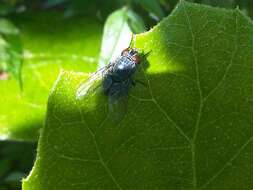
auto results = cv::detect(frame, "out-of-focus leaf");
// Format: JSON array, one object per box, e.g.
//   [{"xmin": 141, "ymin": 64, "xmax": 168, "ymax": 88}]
[
  {"xmin": 98, "ymin": 7, "xmax": 146, "ymax": 68},
  {"xmin": 98, "ymin": 7, "xmax": 132, "ymax": 68},
  {"xmin": 127, "ymin": 9, "xmax": 146, "ymax": 33},
  {"xmin": 0, "ymin": 187, "xmax": 8, "ymax": 190},
  {"xmin": 0, "ymin": 19, "xmax": 19, "ymax": 35},
  {"xmin": 0, "ymin": 18, "xmax": 22, "ymax": 88},
  {"xmin": 201, "ymin": 0, "xmax": 235, "ymax": 8},
  {"xmin": 4, "ymin": 171, "xmax": 25, "ymax": 183},
  {"xmin": 43, "ymin": 0, "xmax": 67, "ymax": 8},
  {"xmin": 0, "ymin": 12, "xmax": 102, "ymax": 141},
  {"xmin": 23, "ymin": 1, "xmax": 253, "ymax": 189},
  {"xmin": 138, "ymin": 0, "xmax": 165, "ymax": 20},
  {"xmin": 159, "ymin": 0, "xmax": 183, "ymax": 12},
  {"xmin": 4, "ymin": 171, "xmax": 24, "ymax": 189},
  {"xmin": 0, "ymin": 141, "xmax": 36, "ymax": 190},
  {"xmin": 49, "ymin": 0, "xmax": 125, "ymax": 19},
  {"xmin": 0, "ymin": 159, "xmax": 11, "ymax": 177},
  {"xmin": 0, "ymin": 3, "xmax": 14, "ymax": 16}
]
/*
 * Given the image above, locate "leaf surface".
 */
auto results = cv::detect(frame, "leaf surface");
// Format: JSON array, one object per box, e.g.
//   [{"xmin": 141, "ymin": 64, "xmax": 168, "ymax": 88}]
[
  {"xmin": 23, "ymin": 1, "xmax": 253, "ymax": 189},
  {"xmin": 0, "ymin": 18, "xmax": 22, "ymax": 86},
  {"xmin": 0, "ymin": 12, "xmax": 102, "ymax": 141}
]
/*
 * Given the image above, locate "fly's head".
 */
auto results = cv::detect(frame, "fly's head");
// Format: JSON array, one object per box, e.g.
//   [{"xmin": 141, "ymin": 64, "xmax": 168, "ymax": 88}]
[{"xmin": 121, "ymin": 48, "xmax": 141, "ymax": 65}]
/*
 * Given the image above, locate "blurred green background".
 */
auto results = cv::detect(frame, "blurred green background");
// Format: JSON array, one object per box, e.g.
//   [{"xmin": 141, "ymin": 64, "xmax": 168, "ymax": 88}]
[{"xmin": 0, "ymin": 0, "xmax": 253, "ymax": 189}]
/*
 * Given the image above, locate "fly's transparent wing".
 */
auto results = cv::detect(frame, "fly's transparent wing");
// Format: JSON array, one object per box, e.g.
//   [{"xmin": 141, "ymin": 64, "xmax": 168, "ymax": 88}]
[
  {"xmin": 108, "ymin": 93, "xmax": 128, "ymax": 123},
  {"xmin": 76, "ymin": 66, "xmax": 111, "ymax": 100}
]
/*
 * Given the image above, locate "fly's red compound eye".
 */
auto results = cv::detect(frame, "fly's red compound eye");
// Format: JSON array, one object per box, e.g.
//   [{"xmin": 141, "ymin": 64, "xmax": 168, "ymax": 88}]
[
  {"xmin": 121, "ymin": 48, "xmax": 141, "ymax": 64},
  {"xmin": 132, "ymin": 54, "xmax": 141, "ymax": 64},
  {"xmin": 121, "ymin": 48, "xmax": 130, "ymax": 56}
]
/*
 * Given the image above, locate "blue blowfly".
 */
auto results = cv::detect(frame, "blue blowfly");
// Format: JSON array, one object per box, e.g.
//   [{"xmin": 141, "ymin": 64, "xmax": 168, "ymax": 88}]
[{"xmin": 76, "ymin": 47, "xmax": 142, "ymax": 121}]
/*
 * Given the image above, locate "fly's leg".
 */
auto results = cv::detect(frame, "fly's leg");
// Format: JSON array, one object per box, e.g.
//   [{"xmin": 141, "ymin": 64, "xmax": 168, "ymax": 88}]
[{"xmin": 132, "ymin": 79, "xmax": 147, "ymax": 87}]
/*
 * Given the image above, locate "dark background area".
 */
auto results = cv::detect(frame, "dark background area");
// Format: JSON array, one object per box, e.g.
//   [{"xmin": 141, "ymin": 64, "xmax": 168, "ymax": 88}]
[{"xmin": 0, "ymin": 0, "xmax": 253, "ymax": 189}]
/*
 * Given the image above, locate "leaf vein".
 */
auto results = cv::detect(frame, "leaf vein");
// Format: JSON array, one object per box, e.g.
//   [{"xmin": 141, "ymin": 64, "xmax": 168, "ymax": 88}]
[{"xmin": 199, "ymin": 135, "xmax": 253, "ymax": 190}]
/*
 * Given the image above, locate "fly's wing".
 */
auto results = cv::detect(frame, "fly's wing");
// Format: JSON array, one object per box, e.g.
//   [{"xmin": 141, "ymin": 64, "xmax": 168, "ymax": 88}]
[
  {"xmin": 108, "ymin": 93, "xmax": 128, "ymax": 123},
  {"xmin": 76, "ymin": 65, "xmax": 111, "ymax": 100}
]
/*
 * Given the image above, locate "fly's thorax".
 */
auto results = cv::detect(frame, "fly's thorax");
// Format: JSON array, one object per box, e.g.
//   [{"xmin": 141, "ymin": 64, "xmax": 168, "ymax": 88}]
[{"xmin": 113, "ymin": 56, "xmax": 137, "ymax": 80}]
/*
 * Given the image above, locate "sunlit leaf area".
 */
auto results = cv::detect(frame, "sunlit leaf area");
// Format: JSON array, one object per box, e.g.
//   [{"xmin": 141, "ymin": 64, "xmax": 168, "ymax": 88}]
[{"xmin": 1, "ymin": 0, "xmax": 253, "ymax": 189}]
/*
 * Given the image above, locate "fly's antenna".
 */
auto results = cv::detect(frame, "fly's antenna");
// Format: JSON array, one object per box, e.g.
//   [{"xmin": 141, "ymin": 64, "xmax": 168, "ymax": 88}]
[{"xmin": 143, "ymin": 50, "xmax": 151, "ymax": 58}]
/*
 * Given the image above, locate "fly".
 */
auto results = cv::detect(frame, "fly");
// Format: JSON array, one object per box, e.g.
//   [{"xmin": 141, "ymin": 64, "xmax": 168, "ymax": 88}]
[{"xmin": 76, "ymin": 47, "xmax": 142, "ymax": 121}]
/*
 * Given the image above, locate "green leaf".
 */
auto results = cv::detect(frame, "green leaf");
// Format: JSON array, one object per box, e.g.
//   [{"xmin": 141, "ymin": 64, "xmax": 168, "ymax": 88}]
[
  {"xmin": 127, "ymin": 9, "xmax": 146, "ymax": 33},
  {"xmin": 98, "ymin": 7, "xmax": 132, "ymax": 68},
  {"xmin": 201, "ymin": 0, "xmax": 235, "ymax": 8},
  {"xmin": 44, "ymin": 0, "xmax": 67, "ymax": 8},
  {"xmin": 5, "ymin": 171, "xmax": 25, "ymax": 183},
  {"xmin": 138, "ymin": 0, "xmax": 165, "ymax": 20},
  {"xmin": 98, "ymin": 7, "xmax": 145, "ymax": 68},
  {"xmin": 0, "ymin": 19, "xmax": 19, "ymax": 35},
  {"xmin": 0, "ymin": 18, "xmax": 22, "ymax": 87},
  {"xmin": 0, "ymin": 3, "xmax": 14, "ymax": 16},
  {"xmin": 0, "ymin": 141, "xmax": 36, "ymax": 190},
  {"xmin": 23, "ymin": 1, "xmax": 253, "ymax": 189},
  {"xmin": 0, "ymin": 12, "xmax": 102, "ymax": 141}
]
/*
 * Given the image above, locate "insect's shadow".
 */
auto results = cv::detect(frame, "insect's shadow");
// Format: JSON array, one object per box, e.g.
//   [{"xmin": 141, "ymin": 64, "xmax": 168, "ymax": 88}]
[
  {"xmin": 132, "ymin": 50, "xmax": 151, "ymax": 87},
  {"xmin": 140, "ymin": 51, "xmax": 151, "ymax": 71},
  {"xmin": 128, "ymin": 50, "xmax": 152, "ymax": 104}
]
